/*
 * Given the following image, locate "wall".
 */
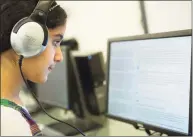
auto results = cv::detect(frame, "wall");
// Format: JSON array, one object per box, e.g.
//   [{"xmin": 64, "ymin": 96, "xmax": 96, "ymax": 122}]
[
  {"xmin": 57, "ymin": 1, "xmax": 191, "ymax": 61},
  {"xmin": 144, "ymin": 1, "xmax": 191, "ymax": 33},
  {"xmin": 57, "ymin": 1, "xmax": 144, "ymax": 62}
]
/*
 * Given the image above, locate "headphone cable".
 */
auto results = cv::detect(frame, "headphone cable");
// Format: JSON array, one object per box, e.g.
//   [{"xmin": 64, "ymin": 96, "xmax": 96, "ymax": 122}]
[{"xmin": 18, "ymin": 55, "xmax": 86, "ymax": 136}]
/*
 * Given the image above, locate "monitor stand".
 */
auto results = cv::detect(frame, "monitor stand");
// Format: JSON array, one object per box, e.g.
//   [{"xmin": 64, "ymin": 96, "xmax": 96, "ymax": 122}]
[
  {"xmin": 43, "ymin": 117, "xmax": 103, "ymax": 136},
  {"xmin": 134, "ymin": 124, "xmax": 164, "ymax": 136}
]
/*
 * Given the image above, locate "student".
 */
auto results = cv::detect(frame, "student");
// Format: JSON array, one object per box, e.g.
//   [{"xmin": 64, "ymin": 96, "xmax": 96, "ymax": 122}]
[{"xmin": 1, "ymin": 0, "xmax": 67, "ymax": 136}]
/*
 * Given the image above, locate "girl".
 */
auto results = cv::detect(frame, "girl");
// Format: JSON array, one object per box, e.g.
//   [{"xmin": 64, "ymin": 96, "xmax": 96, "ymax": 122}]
[{"xmin": 1, "ymin": 0, "xmax": 67, "ymax": 136}]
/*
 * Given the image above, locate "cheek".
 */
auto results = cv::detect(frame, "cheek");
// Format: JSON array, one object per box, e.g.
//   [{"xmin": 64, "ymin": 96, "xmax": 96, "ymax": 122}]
[
  {"xmin": 41, "ymin": 45, "xmax": 55, "ymax": 64},
  {"xmin": 31, "ymin": 45, "xmax": 54, "ymax": 71},
  {"xmin": 24, "ymin": 45, "xmax": 55, "ymax": 83}
]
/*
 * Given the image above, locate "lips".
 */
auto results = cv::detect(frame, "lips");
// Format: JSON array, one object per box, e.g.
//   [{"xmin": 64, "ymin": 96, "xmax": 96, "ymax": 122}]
[{"xmin": 48, "ymin": 65, "xmax": 55, "ymax": 71}]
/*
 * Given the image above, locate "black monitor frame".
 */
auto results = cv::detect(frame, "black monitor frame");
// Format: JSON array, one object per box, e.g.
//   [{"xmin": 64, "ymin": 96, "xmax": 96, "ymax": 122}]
[
  {"xmin": 67, "ymin": 49, "xmax": 87, "ymax": 118},
  {"xmin": 106, "ymin": 29, "xmax": 192, "ymax": 136}
]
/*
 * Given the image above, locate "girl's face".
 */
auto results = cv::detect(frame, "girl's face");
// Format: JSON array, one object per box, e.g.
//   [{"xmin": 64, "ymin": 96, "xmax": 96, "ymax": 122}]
[{"xmin": 22, "ymin": 24, "xmax": 66, "ymax": 83}]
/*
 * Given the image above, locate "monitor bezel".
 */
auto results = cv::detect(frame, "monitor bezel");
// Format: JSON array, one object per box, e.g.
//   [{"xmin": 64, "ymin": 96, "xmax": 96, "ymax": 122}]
[{"xmin": 106, "ymin": 29, "xmax": 192, "ymax": 136}]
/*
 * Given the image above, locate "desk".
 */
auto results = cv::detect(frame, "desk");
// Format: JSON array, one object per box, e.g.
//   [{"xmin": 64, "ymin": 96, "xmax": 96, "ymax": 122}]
[
  {"xmin": 32, "ymin": 108, "xmax": 166, "ymax": 136},
  {"xmin": 86, "ymin": 118, "xmax": 147, "ymax": 136}
]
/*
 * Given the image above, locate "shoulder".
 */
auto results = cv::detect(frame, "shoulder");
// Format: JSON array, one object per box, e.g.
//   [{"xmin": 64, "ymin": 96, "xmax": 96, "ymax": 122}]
[{"xmin": 1, "ymin": 106, "xmax": 32, "ymax": 136}]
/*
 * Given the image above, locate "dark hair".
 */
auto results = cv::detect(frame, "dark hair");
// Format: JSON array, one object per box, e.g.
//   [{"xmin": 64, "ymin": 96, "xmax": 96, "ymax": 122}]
[{"xmin": 0, "ymin": 0, "xmax": 67, "ymax": 54}]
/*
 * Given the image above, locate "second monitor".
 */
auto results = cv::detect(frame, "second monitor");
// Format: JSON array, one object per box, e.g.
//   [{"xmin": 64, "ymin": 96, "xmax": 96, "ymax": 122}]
[{"xmin": 36, "ymin": 46, "xmax": 85, "ymax": 118}]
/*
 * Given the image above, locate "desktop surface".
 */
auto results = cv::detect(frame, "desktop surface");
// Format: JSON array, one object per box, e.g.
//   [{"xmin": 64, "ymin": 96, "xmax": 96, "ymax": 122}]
[{"xmin": 32, "ymin": 107, "xmax": 153, "ymax": 136}]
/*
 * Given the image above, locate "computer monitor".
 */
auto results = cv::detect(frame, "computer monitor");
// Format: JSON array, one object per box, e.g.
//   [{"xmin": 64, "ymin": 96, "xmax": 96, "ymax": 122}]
[
  {"xmin": 36, "ymin": 46, "xmax": 85, "ymax": 118},
  {"xmin": 106, "ymin": 29, "xmax": 192, "ymax": 136},
  {"xmin": 33, "ymin": 46, "xmax": 102, "ymax": 136},
  {"xmin": 37, "ymin": 46, "xmax": 69, "ymax": 109}
]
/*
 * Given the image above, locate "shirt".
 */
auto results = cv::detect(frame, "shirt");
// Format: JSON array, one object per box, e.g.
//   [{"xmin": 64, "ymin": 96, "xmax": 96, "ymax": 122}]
[
  {"xmin": 1, "ymin": 105, "xmax": 32, "ymax": 136},
  {"xmin": 1, "ymin": 99, "xmax": 42, "ymax": 136}
]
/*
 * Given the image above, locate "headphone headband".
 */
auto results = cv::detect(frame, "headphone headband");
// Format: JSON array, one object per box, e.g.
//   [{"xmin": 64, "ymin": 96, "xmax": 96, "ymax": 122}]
[
  {"xmin": 30, "ymin": 0, "xmax": 55, "ymax": 25},
  {"xmin": 34, "ymin": 0, "xmax": 55, "ymax": 13}
]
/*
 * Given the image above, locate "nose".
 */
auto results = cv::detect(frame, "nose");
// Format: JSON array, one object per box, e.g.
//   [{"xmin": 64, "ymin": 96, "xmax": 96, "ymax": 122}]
[{"xmin": 54, "ymin": 46, "xmax": 63, "ymax": 63}]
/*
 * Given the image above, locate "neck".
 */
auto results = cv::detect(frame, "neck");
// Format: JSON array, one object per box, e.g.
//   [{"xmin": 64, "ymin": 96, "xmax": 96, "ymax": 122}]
[{"xmin": 1, "ymin": 50, "xmax": 24, "ymax": 105}]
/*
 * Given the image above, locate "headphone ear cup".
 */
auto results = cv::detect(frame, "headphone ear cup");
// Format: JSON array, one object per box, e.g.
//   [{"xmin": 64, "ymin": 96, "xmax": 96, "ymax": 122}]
[{"xmin": 10, "ymin": 18, "xmax": 48, "ymax": 58}]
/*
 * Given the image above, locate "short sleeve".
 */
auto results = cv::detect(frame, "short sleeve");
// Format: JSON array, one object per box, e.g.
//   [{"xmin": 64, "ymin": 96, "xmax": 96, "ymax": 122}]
[{"xmin": 1, "ymin": 106, "xmax": 32, "ymax": 136}]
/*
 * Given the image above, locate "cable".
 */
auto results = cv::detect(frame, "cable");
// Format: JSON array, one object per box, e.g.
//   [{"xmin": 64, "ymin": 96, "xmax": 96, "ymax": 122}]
[
  {"xmin": 135, "ymin": 124, "xmax": 163, "ymax": 136},
  {"xmin": 18, "ymin": 55, "xmax": 86, "ymax": 136},
  {"xmin": 145, "ymin": 129, "xmax": 163, "ymax": 136}
]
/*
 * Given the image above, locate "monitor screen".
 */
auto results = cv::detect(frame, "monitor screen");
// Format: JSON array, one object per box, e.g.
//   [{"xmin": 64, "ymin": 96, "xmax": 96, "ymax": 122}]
[
  {"xmin": 37, "ymin": 46, "xmax": 69, "ymax": 109},
  {"xmin": 107, "ymin": 31, "xmax": 192, "ymax": 135}
]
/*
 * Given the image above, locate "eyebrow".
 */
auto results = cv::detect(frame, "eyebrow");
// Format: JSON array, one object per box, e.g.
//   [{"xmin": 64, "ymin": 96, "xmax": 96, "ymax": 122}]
[{"xmin": 54, "ymin": 34, "xmax": 63, "ymax": 40}]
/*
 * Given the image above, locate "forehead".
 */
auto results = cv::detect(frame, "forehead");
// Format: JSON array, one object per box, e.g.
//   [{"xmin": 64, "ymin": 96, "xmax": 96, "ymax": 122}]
[{"xmin": 48, "ymin": 24, "xmax": 66, "ymax": 36}]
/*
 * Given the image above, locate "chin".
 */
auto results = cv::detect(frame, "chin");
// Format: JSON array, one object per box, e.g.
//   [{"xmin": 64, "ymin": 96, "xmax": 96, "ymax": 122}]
[
  {"xmin": 39, "ymin": 76, "xmax": 48, "ymax": 84},
  {"xmin": 33, "ymin": 76, "xmax": 48, "ymax": 84}
]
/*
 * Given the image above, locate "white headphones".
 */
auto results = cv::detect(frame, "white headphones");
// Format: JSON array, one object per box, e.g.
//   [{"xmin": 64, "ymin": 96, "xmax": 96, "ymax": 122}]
[{"xmin": 10, "ymin": 0, "xmax": 55, "ymax": 58}]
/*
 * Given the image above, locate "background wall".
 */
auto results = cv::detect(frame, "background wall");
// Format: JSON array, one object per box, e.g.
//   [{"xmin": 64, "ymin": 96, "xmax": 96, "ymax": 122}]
[
  {"xmin": 144, "ymin": 1, "xmax": 191, "ymax": 33},
  {"xmin": 57, "ymin": 1, "xmax": 144, "ymax": 61},
  {"xmin": 57, "ymin": 1, "xmax": 191, "ymax": 62}
]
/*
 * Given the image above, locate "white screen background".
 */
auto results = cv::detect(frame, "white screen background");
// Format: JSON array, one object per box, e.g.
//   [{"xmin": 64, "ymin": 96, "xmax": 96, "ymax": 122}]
[{"xmin": 108, "ymin": 36, "xmax": 191, "ymax": 134}]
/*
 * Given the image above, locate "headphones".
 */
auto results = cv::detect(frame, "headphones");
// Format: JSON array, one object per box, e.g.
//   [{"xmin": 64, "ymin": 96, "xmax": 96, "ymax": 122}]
[{"xmin": 10, "ymin": 0, "xmax": 54, "ymax": 58}]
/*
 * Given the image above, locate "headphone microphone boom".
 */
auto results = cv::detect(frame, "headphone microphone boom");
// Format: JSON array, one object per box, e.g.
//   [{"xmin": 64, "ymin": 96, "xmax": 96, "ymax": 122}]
[{"xmin": 10, "ymin": 1, "xmax": 85, "ymax": 136}]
